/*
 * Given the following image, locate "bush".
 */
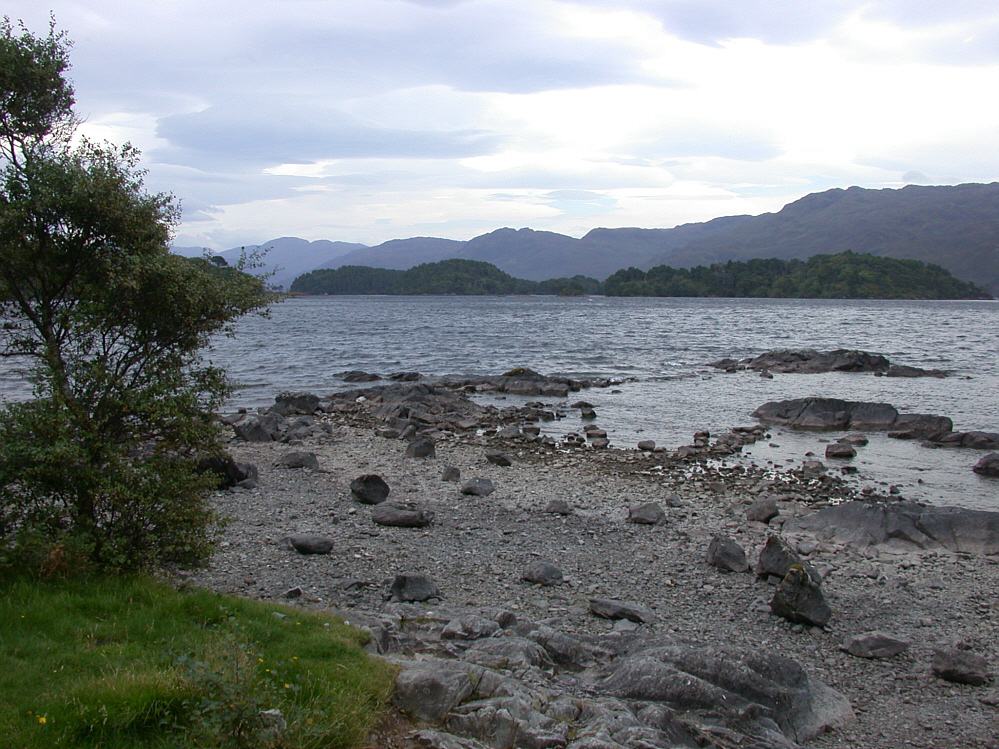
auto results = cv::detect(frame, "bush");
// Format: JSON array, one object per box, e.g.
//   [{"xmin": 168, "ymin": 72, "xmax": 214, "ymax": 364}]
[{"xmin": 0, "ymin": 19, "xmax": 269, "ymax": 572}]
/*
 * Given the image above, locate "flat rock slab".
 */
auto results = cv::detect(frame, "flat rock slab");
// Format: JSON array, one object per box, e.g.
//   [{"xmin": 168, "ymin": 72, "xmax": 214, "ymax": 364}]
[
  {"xmin": 842, "ymin": 632, "xmax": 910, "ymax": 659},
  {"xmin": 274, "ymin": 450, "xmax": 319, "ymax": 470},
  {"xmin": 752, "ymin": 397, "xmax": 952, "ymax": 437},
  {"xmin": 589, "ymin": 597, "xmax": 654, "ymax": 623},
  {"xmin": 787, "ymin": 501, "xmax": 999, "ymax": 555},
  {"xmin": 371, "ymin": 503, "xmax": 433, "ymax": 528},
  {"xmin": 460, "ymin": 478, "xmax": 495, "ymax": 497},
  {"xmin": 350, "ymin": 474, "xmax": 391, "ymax": 504},
  {"xmin": 284, "ymin": 534, "xmax": 334, "ymax": 555}
]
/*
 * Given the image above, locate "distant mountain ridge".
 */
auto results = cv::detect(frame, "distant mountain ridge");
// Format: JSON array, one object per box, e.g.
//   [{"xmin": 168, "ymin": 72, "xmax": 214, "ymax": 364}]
[{"xmin": 174, "ymin": 183, "xmax": 999, "ymax": 294}]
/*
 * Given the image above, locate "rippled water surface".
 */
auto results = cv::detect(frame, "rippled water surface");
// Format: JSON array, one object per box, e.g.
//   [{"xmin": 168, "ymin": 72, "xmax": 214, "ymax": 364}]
[{"xmin": 2, "ymin": 296, "xmax": 997, "ymax": 508}]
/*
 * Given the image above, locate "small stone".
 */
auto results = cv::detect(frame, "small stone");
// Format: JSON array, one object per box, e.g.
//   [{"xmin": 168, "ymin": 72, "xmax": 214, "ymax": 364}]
[
  {"xmin": 284, "ymin": 534, "xmax": 334, "ymax": 555},
  {"xmin": 544, "ymin": 499, "xmax": 572, "ymax": 515},
  {"xmin": 522, "ymin": 561, "xmax": 564, "ymax": 586},
  {"xmin": 627, "ymin": 502, "xmax": 666, "ymax": 525},
  {"xmin": 706, "ymin": 535, "xmax": 749, "ymax": 573},
  {"xmin": 461, "ymin": 478, "xmax": 495, "ymax": 497},
  {"xmin": 350, "ymin": 474, "xmax": 390, "ymax": 504},
  {"xmin": 485, "ymin": 449, "xmax": 513, "ymax": 466},
  {"xmin": 389, "ymin": 574, "xmax": 441, "ymax": 602},
  {"xmin": 746, "ymin": 495, "xmax": 779, "ymax": 523},
  {"xmin": 406, "ymin": 436, "xmax": 436, "ymax": 458},
  {"xmin": 274, "ymin": 451, "xmax": 319, "ymax": 470},
  {"xmin": 932, "ymin": 648, "xmax": 992, "ymax": 685}
]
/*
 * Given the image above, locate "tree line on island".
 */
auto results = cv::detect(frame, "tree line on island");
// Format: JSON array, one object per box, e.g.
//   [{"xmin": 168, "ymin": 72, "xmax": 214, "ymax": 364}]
[{"xmin": 290, "ymin": 251, "xmax": 991, "ymax": 299}]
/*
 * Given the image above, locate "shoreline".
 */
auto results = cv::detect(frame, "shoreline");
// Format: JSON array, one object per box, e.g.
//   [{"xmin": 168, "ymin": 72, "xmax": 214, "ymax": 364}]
[{"xmin": 188, "ymin": 387, "xmax": 998, "ymax": 749}]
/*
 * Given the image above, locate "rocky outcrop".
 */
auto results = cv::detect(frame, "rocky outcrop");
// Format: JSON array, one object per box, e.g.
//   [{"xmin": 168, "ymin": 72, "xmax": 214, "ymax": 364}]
[
  {"xmin": 712, "ymin": 348, "xmax": 946, "ymax": 377},
  {"xmin": 753, "ymin": 397, "xmax": 954, "ymax": 438},
  {"xmin": 786, "ymin": 501, "xmax": 999, "ymax": 555}
]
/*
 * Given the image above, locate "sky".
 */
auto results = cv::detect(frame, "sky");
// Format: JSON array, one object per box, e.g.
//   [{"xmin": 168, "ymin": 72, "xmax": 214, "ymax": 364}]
[{"xmin": 9, "ymin": 1, "xmax": 999, "ymax": 249}]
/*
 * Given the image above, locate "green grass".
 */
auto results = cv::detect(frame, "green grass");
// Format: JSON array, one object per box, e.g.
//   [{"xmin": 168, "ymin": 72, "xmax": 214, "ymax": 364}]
[{"xmin": 0, "ymin": 575, "xmax": 395, "ymax": 748}]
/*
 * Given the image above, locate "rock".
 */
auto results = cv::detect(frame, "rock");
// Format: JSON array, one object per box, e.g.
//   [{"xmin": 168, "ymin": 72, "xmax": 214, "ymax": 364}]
[
  {"xmin": 496, "ymin": 425, "xmax": 522, "ymax": 440},
  {"xmin": 463, "ymin": 637, "xmax": 554, "ymax": 671},
  {"xmin": 756, "ymin": 535, "xmax": 814, "ymax": 580},
  {"xmin": 274, "ymin": 450, "xmax": 319, "ymax": 470},
  {"xmin": 841, "ymin": 433, "xmax": 869, "ymax": 445},
  {"xmin": 637, "ymin": 440, "xmax": 656, "ymax": 451},
  {"xmin": 932, "ymin": 648, "xmax": 992, "ymax": 685},
  {"xmin": 372, "ymin": 503, "xmax": 433, "ymax": 528},
  {"xmin": 233, "ymin": 412, "xmax": 285, "ymax": 442},
  {"xmin": 394, "ymin": 660, "xmax": 476, "ymax": 722},
  {"xmin": 887, "ymin": 364, "xmax": 947, "ymax": 378},
  {"xmin": 801, "ymin": 459, "xmax": 826, "ymax": 476},
  {"xmin": 580, "ymin": 408, "xmax": 597, "ymax": 420},
  {"xmin": 460, "ymin": 478, "xmax": 495, "ymax": 497},
  {"xmin": 272, "ymin": 391, "xmax": 320, "ymax": 416},
  {"xmin": 973, "ymin": 453, "xmax": 999, "ymax": 477},
  {"xmin": 589, "ymin": 597, "xmax": 654, "ymax": 623},
  {"xmin": 521, "ymin": 561, "xmax": 563, "ymax": 586},
  {"xmin": 389, "ymin": 574, "xmax": 441, "ymax": 602},
  {"xmin": 544, "ymin": 499, "xmax": 572, "ymax": 515},
  {"xmin": 786, "ymin": 501, "xmax": 999, "ymax": 555},
  {"xmin": 706, "ymin": 535, "xmax": 749, "ymax": 573},
  {"xmin": 484, "ymin": 450, "xmax": 513, "ymax": 467},
  {"xmin": 407, "ymin": 436, "xmax": 437, "ymax": 459},
  {"xmin": 340, "ymin": 370, "xmax": 381, "ymax": 382},
  {"xmin": 627, "ymin": 502, "xmax": 666, "ymax": 525},
  {"xmin": 442, "ymin": 465, "xmax": 461, "ymax": 482},
  {"xmin": 842, "ymin": 632, "xmax": 910, "ymax": 659},
  {"xmin": 958, "ymin": 432, "xmax": 999, "ymax": 450},
  {"xmin": 770, "ymin": 565, "xmax": 831, "ymax": 627},
  {"xmin": 825, "ymin": 443, "xmax": 856, "ymax": 459},
  {"xmin": 284, "ymin": 534, "xmax": 333, "ymax": 555},
  {"xmin": 746, "ymin": 495, "xmax": 779, "ymax": 523},
  {"xmin": 196, "ymin": 453, "xmax": 258, "ymax": 489},
  {"xmin": 350, "ymin": 474, "xmax": 391, "ymax": 504},
  {"xmin": 590, "ymin": 438, "xmax": 609, "ymax": 449},
  {"xmin": 388, "ymin": 371, "xmax": 422, "ymax": 381},
  {"xmin": 441, "ymin": 615, "xmax": 501, "ymax": 641},
  {"xmin": 602, "ymin": 643, "xmax": 853, "ymax": 743}
]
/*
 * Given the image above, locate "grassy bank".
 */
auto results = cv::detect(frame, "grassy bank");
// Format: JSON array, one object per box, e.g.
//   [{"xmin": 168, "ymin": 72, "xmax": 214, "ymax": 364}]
[{"xmin": 0, "ymin": 575, "xmax": 394, "ymax": 748}]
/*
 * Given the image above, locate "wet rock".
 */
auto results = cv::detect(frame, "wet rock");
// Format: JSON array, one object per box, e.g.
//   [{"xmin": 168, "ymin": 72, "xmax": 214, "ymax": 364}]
[
  {"xmin": 272, "ymin": 391, "xmax": 320, "ymax": 416},
  {"xmin": 442, "ymin": 465, "xmax": 461, "ymax": 482},
  {"xmin": 627, "ymin": 502, "xmax": 666, "ymax": 525},
  {"xmin": 841, "ymin": 433, "xmax": 869, "ymax": 446},
  {"xmin": 786, "ymin": 501, "xmax": 999, "ymax": 555},
  {"xmin": 340, "ymin": 370, "xmax": 381, "ymax": 382},
  {"xmin": 589, "ymin": 598, "xmax": 654, "ymax": 623},
  {"xmin": 274, "ymin": 450, "xmax": 319, "ymax": 470},
  {"xmin": 771, "ymin": 565, "xmax": 831, "ymax": 627},
  {"xmin": 521, "ymin": 561, "xmax": 564, "ymax": 586},
  {"xmin": 389, "ymin": 574, "xmax": 441, "ymax": 602},
  {"xmin": 887, "ymin": 363, "xmax": 947, "ymax": 378},
  {"xmin": 637, "ymin": 440, "xmax": 656, "ymax": 451},
  {"xmin": 372, "ymin": 503, "xmax": 433, "ymax": 528},
  {"xmin": 484, "ymin": 450, "xmax": 513, "ymax": 467},
  {"xmin": 461, "ymin": 478, "xmax": 495, "ymax": 497},
  {"xmin": 544, "ymin": 499, "xmax": 572, "ymax": 515},
  {"xmin": 973, "ymin": 453, "xmax": 999, "ymax": 477},
  {"xmin": 932, "ymin": 648, "xmax": 992, "ymax": 685},
  {"xmin": 842, "ymin": 632, "xmax": 910, "ymax": 659},
  {"xmin": 746, "ymin": 495, "xmax": 779, "ymax": 523},
  {"xmin": 825, "ymin": 443, "xmax": 856, "ymax": 459},
  {"xmin": 706, "ymin": 535, "xmax": 749, "ymax": 573},
  {"xmin": 350, "ymin": 474, "xmax": 390, "ymax": 504},
  {"xmin": 407, "ymin": 436, "xmax": 437, "ymax": 459},
  {"xmin": 394, "ymin": 660, "xmax": 476, "ymax": 722},
  {"xmin": 284, "ymin": 534, "xmax": 333, "ymax": 555}
]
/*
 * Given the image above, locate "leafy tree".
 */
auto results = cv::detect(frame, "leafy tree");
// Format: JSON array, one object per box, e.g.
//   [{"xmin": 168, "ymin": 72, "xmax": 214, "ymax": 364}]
[{"xmin": 0, "ymin": 19, "xmax": 269, "ymax": 572}]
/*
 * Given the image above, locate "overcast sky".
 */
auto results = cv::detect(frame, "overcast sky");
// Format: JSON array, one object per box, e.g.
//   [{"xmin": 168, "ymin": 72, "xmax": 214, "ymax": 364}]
[{"xmin": 10, "ymin": 1, "xmax": 999, "ymax": 248}]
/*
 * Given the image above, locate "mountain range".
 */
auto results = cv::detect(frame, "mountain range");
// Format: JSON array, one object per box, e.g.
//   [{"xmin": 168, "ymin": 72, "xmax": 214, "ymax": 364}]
[{"xmin": 173, "ymin": 182, "xmax": 999, "ymax": 295}]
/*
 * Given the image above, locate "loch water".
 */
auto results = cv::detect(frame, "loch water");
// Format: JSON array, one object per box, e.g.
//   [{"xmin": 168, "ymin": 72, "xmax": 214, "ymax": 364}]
[{"xmin": 2, "ymin": 295, "xmax": 996, "ymax": 509}]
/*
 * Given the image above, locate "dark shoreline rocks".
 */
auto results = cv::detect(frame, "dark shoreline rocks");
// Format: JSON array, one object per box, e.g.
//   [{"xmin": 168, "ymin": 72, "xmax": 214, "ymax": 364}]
[{"xmin": 711, "ymin": 348, "xmax": 947, "ymax": 377}]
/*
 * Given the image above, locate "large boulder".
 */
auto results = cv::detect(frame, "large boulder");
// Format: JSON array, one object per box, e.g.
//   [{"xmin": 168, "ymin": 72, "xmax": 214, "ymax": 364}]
[
  {"xmin": 757, "ymin": 535, "xmax": 816, "ymax": 580},
  {"xmin": 752, "ymin": 397, "xmax": 956, "ymax": 438},
  {"xmin": 973, "ymin": 452, "xmax": 999, "ymax": 477},
  {"xmin": 786, "ymin": 501, "xmax": 999, "ymax": 555},
  {"xmin": 406, "ymin": 436, "xmax": 437, "ymax": 459},
  {"xmin": 272, "ymin": 391, "xmax": 320, "ymax": 416},
  {"xmin": 394, "ymin": 660, "xmax": 477, "ymax": 722},
  {"xmin": 770, "ymin": 566, "xmax": 831, "ymax": 627},
  {"xmin": 196, "ymin": 453, "xmax": 258, "ymax": 489},
  {"xmin": 601, "ymin": 644, "xmax": 853, "ymax": 744},
  {"xmin": 233, "ymin": 412, "xmax": 285, "ymax": 442}
]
